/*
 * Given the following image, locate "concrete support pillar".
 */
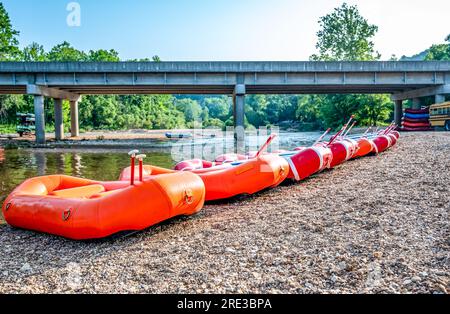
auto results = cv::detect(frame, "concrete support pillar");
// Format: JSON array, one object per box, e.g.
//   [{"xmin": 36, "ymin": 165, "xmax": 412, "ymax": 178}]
[
  {"xmin": 54, "ymin": 98, "xmax": 64, "ymax": 141},
  {"xmin": 70, "ymin": 100, "xmax": 79, "ymax": 137},
  {"xmin": 394, "ymin": 100, "xmax": 403, "ymax": 127},
  {"xmin": 34, "ymin": 95, "xmax": 45, "ymax": 144},
  {"xmin": 233, "ymin": 83, "xmax": 246, "ymax": 154},
  {"xmin": 435, "ymin": 94, "xmax": 445, "ymax": 104},
  {"xmin": 412, "ymin": 98, "xmax": 421, "ymax": 110}
]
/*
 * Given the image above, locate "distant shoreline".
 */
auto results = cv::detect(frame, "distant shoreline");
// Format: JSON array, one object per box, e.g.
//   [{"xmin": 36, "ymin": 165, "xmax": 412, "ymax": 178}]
[{"xmin": 0, "ymin": 127, "xmax": 377, "ymax": 150}]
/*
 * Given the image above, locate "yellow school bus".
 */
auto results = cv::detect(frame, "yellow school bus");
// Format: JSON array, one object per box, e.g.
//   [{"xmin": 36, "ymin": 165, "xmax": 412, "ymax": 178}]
[{"xmin": 429, "ymin": 102, "xmax": 450, "ymax": 131}]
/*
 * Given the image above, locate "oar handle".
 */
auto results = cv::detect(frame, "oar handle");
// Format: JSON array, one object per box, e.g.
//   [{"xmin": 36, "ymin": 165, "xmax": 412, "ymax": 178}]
[
  {"xmin": 128, "ymin": 149, "xmax": 139, "ymax": 186},
  {"xmin": 256, "ymin": 134, "xmax": 277, "ymax": 158},
  {"xmin": 328, "ymin": 116, "xmax": 354, "ymax": 145},
  {"xmin": 339, "ymin": 115, "xmax": 354, "ymax": 138},
  {"xmin": 313, "ymin": 128, "xmax": 331, "ymax": 146},
  {"xmin": 384, "ymin": 122, "xmax": 396, "ymax": 134},
  {"xmin": 362, "ymin": 125, "xmax": 373, "ymax": 136},
  {"xmin": 328, "ymin": 128, "xmax": 344, "ymax": 146},
  {"xmin": 343, "ymin": 121, "xmax": 357, "ymax": 138},
  {"xmin": 136, "ymin": 154, "xmax": 147, "ymax": 182}
]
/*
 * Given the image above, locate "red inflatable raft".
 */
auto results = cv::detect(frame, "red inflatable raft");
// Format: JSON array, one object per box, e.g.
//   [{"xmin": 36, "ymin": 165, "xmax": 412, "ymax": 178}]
[
  {"xmin": 328, "ymin": 138, "xmax": 359, "ymax": 168},
  {"xmin": 404, "ymin": 108, "xmax": 429, "ymax": 114},
  {"xmin": 399, "ymin": 126, "xmax": 433, "ymax": 131},
  {"xmin": 371, "ymin": 135, "xmax": 392, "ymax": 153},
  {"xmin": 402, "ymin": 121, "xmax": 431, "ymax": 128},
  {"xmin": 282, "ymin": 144, "xmax": 332, "ymax": 181}
]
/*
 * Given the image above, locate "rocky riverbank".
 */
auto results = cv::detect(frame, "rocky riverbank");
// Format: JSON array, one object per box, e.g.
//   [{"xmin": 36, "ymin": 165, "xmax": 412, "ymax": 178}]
[{"xmin": 0, "ymin": 132, "xmax": 448, "ymax": 293}]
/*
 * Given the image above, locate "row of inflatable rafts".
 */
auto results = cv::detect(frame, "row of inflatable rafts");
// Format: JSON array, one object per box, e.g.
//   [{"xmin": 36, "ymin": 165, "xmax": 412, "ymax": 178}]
[
  {"xmin": 399, "ymin": 108, "xmax": 432, "ymax": 131},
  {"xmin": 2, "ymin": 118, "xmax": 400, "ymax": 240}
]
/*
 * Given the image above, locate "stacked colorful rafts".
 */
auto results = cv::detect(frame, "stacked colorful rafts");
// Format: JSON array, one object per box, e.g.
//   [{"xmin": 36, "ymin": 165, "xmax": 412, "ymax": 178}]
[{"xmin": 400, "ymin": 108, "xmax": 432, "ymax": 131}]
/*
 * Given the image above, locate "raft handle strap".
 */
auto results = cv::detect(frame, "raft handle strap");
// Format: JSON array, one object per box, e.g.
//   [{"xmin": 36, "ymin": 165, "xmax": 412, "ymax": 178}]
[
  {"xmin": 62, "ymin": 208, "xmax": 71, "ymax": 221},
  {"xmin": 184, "ymin": 189, "xmax": 194, "ymax": 205}
]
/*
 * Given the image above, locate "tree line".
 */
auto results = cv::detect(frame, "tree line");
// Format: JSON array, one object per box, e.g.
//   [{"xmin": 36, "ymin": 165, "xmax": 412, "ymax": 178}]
[{"xmin": 0, "ymin": 2, "xmax": 449, "ymax": 133}]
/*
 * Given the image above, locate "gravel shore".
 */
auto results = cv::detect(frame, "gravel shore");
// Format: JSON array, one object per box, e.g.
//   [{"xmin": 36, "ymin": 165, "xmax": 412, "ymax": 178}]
[{"xmin": 0, "ymin": 132, "xmax": 448, "ymax": 294}]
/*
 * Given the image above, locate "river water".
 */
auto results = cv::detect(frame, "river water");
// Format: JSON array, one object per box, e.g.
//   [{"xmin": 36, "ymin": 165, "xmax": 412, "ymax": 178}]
[{"xmin": 0, "ymin": 131, "xmax": 323, "ymax": 223}]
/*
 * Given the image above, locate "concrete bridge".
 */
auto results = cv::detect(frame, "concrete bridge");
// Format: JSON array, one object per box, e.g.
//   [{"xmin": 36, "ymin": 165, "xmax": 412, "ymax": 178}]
[{"xmin": 0, "ymin": 61, "xmax": 449, "ymax": 144}]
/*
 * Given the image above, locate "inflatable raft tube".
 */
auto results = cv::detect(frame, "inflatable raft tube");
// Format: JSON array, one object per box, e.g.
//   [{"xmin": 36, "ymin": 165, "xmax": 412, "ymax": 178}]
[
  {"xmin": 402, "ymin": 117, "xmax": 430, "ymax": 124},
  {"xmin": 399, "ymin": 127, "xmax": 433, "ymax": 131},
  {"xmin": 387, "ymin": 133, "xmax": 397, "ymax": 146},
  {"xmin": 371, "ymin": 135, "xmax": 391, "ymax": 153},
  {"xmin": 121, "ymin": 154, "xmax": 289, "ymax": 201},
  {"xmin": 214, "ymin": 153, "xmax": 248, "ymax": 164},
  {"xmin": 404, "ymin": 113, "xmax": 430, "ymax": 120},
  {"xmin": 2, "ymin": 173, "xmax": 205, "ymax": 240},
  {"xmin": 174, "ymin": 159, "xmax": 215, "ymax": 171},
  {"xmin": 328, "ymin": 139, "xmax": 356, "ymax": 168},
  {"xmin": 404, "ymin": 108, "xmax": 429, "ymax": 114},
  {"xmin": 402, "ymin": 121, "xmax": 431, "ymax": 128},
  {"xmin": 281, "ymin": 144, "xmax": 332, "ymax": 181},
  {"xmin": 353, "ymin": 138, "xmax": 374, "ymax": 158},
  {"xmin": 391, "ymin": 130, "xmax": 400, "ymax": 139}
]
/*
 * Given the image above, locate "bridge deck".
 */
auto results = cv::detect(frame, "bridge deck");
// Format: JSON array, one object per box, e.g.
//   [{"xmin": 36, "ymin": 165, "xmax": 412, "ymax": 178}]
[{"xmin": 0, "ymin": 61, "xmax": 449, "ymax": 145}]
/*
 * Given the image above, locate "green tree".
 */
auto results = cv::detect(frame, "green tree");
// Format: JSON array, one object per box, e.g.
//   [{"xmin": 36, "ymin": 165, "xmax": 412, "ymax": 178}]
[
  {"xmin": 307, "ymin": 3, "xmax": 391, "ymax": 128},
  {"xmin": 246, "ymin": 95, "xmax": 268, "ymax": 127},
  {"xmin": 0, "ymin": 95, "xmax": 30, "ymax": 124},
  {"xmin": 204, "ymin": 96, "xmax": 230, "ymax": 120},
  {"xmin": 266, "ymin": 95, "xmax": 297, "ymax": 124},
  {"xmin": 47, "ymin": 41, "xmax": 87, "ymax": 61},
  {"xmin": 356, "ymin": 94, "xmax": 392, "ymax": 126},
  {"xmin": 296, "ymin": 95, "xmax": 322, "ymax": 130},
  {"xmin": 310, "ymin": 3, "xmax": 380, "ymax": 61},
  {"xmin": 0, "ymin": 2, "xmax": 21, "ymax": 60},
  {"xmin": 425, "ymin": 35, "xmax": 450, "ymax": 61},
  {"xmin": 88, "ymin": 49, "xmax": 120, "ymax": 61},
  {"xmin": 22, "ymin": 42, "xmax": 47, "ymax": 61},
  {"xmin": 318, "ymin": 94, "xmax": 362, "ymax": 129},
  {"xmin": 175, "ymin": 98, "xmax": 202, "ymax": 123}
]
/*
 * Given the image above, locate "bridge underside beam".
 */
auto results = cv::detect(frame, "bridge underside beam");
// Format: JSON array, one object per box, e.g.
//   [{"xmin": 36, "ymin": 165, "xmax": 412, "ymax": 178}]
[
  {"xmin": 391, "ymin": 84, "xmax": 450, "ymax": 101},
  {"xmin": 41, "ymin": 84, "xmax": 435, "ymax": 95},
  {"xmin": 26, "ymin": 85, "xmax": 81, "ymax": 102}
]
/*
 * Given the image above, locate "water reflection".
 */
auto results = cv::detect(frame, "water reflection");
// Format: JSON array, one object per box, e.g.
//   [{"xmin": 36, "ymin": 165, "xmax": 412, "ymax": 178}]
[{"xmin": 0, "ymin": 149, "xmax": 177, "ymax": 223}]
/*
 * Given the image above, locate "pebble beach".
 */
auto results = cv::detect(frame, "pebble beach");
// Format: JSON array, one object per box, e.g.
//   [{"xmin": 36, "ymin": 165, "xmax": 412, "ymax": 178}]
[{"xmin": 0, "ymin": 132, "xmax": 448, "ymax": 294}]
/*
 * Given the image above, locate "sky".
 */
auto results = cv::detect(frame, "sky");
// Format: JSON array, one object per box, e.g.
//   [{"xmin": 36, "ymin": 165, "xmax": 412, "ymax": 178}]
[{"xmin": 2, "ymin": 0, "xmax": 449, "ymax": 61}]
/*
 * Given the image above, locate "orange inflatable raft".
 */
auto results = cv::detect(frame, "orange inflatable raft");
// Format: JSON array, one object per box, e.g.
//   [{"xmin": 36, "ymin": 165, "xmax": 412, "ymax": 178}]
[
  {"xmin": 353, "ymin": 137, "xmax": 375, "ymax": 158},
  {"xmin": 2, "ymin": 171, "xmax": 205, "ymax": 240},
  {"xmin": 121, "ymin": 153, "xmax": 289, "ymax": 202}
]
